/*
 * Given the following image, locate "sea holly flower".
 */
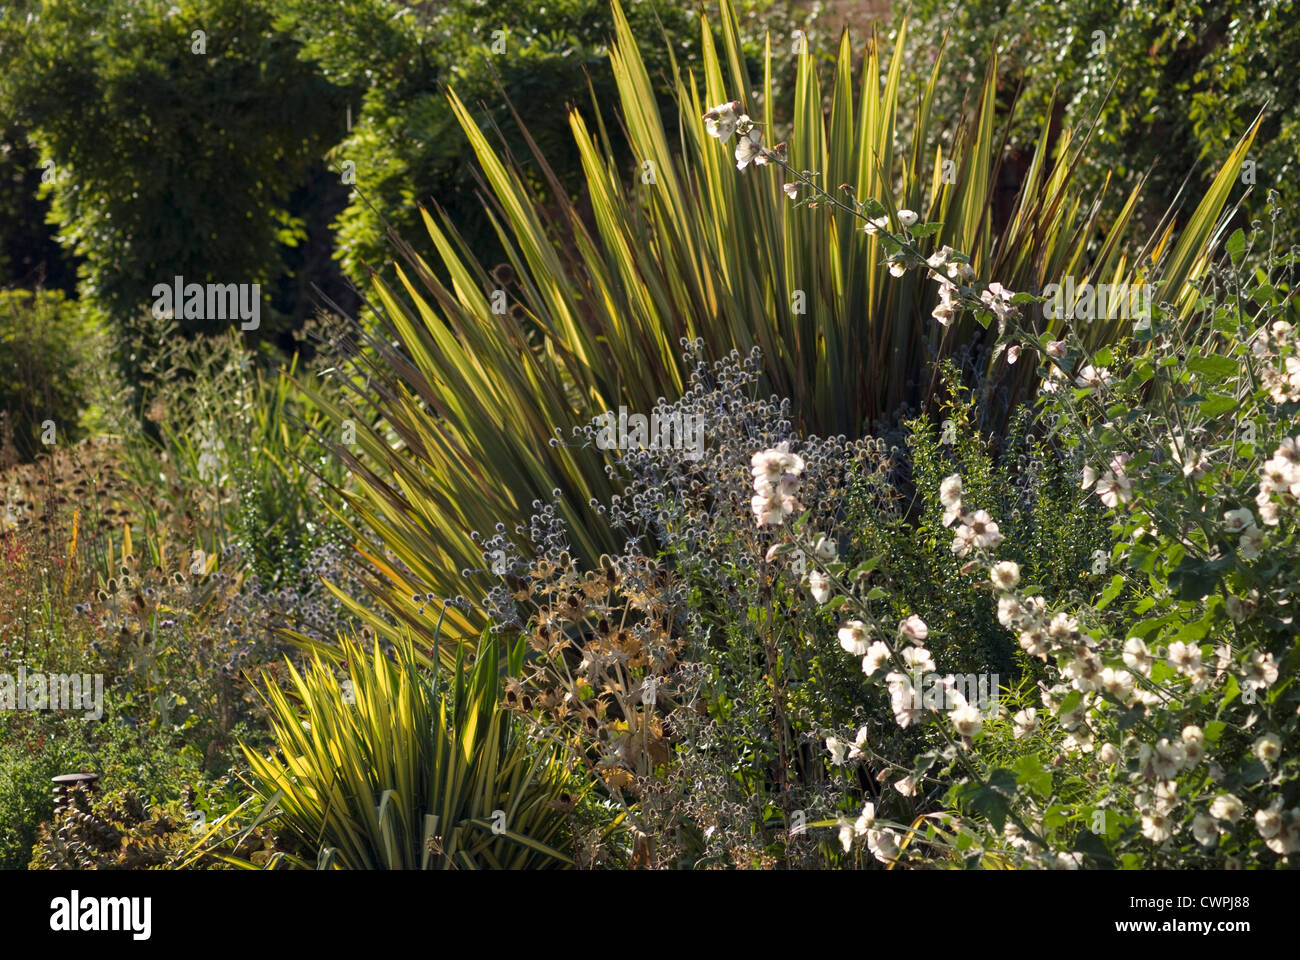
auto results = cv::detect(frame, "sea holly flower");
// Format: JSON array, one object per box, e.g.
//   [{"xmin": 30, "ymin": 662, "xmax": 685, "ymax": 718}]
[{"xmin": 702, "ymin": 100, "xmax": 742, "ymax": 141}]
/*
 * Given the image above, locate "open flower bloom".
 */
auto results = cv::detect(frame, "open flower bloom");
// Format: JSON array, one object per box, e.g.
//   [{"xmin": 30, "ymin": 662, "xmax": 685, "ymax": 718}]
[
  {"xmin": 980, "ymin": 282, "xmax": 1018, "ymax": 323},
  {"xmin": 897, "ymin": 209, "xmax": 918, "ymax": 227},
  {"xmin": 838, "ymin": 620, "xmax": 872, "ymax": 655},
  {"xmin": 1076, "ymin": 364, "xmax": 1115, "ymax": 390},
  {"xmin": 1094, "ymin": 469, "xmax": 1133, "ymax": 508},
  {"xmin": 864, "ymin": 215, "xmax": 889, "ymax": 235},
  {"xmin": 702, "ymin": 100, "xmax": 742, "ymax": 141},
  {"xmin": 734, "ymin": 122, "xmax": 764, "ymax": 171},
  {"xmin": 808, "ymin": 569, "xmax": 832, "ymax": 604}
]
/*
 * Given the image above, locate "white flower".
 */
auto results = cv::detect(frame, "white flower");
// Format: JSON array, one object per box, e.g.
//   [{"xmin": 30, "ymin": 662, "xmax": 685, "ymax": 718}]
[
  {"xmin": 899, "ymin": 614, "xmax": 929, "ymax": 644},
  {"xmin": 996, "ymin": 595, "xmax": 1023, "ymax": 628},
  {"xmin": 1081, "ymin": 464, "xmax": 1098, "ymax": 490},
  {"xmin": 990, "ymin": 561, "xmax": 1020, "ymax": 591},
  {"xmin": 1045, "ymin": 340, "xmax": 1067, "ymax": 359},
  {"xmin": 932, "ymin": 276, "xmax": 959, "ymax": 326},
  {"xmin": 1244, "ymin": 650, "xmax": 1279, "ymax": 691},
  {"xmin": 888, "ymin": 261, "xmax": 907, "ymax": 278},
  {"xmin": 1098, "ymin": 667, "xmax": 1134, "ymax": 700},
  {"xmin": 893, "ymin": 775, "xmax": 917, "ymax": 797},
  {"xmin": 734, "ymin": 123, "xmax": 764, "ymax": 170},
  {"xmin": 1192, "ymin": 812, "xmax": 1220, "ymax": 847},
  {"xmin": 838, "ymin": 817, "xmax": 855, "ymax": 852},
  {"xmin": 826, "ymin": 736, "xmax": 848, "ymax": 766},
  {"xmin": 1238, "ymin": 525, "xmax": 1264, "ymax": 560},
  {"xmin": 751, "ymin": 446, "xmax": 805, "ymax": 490},
  {"xmin": 1012, "ymin": 708, "xmax": 1037, "ymax": 739},
  {"xmin": 886, "ymin": 672, "xmax": 923, "ymax": 727},
  {"xmin": 1255, "ymin": 802, "xmax": 1283, "ymax": 839},
  {"xmin": 1140, "ymin": 812, "xmax": 1173, "ymax": 843},
  {"xmin": 1166, "ymin": 641, "xmax": 1202, "ymax": 675},
  {"xmin": 1099, "ymin": 742, "xmax": 1119, "ymax": 764},
  {"xmin": 866, "ymin": 827, "xmax": 900, "ymax": 864},
  {"xmin": 1151, "ymin": 739, "xmax": 1185, "ymax": 779},
  {"xmin": 952, "ymin": 509, "xmax": 1003, "ymax": 557},
  {"xmin": 863, "ymin": 215, "xmax": 889, "ymax": 235},
  {"xmin": 808, "ymin": 569, "xmax": 832, "ymax": 604},
  {"xmin": 838, "ymin": 620, "xmax": 871, "ymax": 656},
  {"xmin": 1048, "ymin": 612, "xmax": 1078, "ymax": 641},
  {"xmin": 862, "ymin": 640, "xmax": 892, "ymax": 675},
  {"xmin": 979, "ymin": 282, "xmax": 1017, "ymax": 323},
  {"xmin": 703, "ymin": 100, "xmax": 742, "ymax": 141},
  {"xmin": 947, "ymin": 259, "xmax": 974, "ymax": 281},
  {"xmin": 783, "ymin": 182, "xmax": 798, "ymax": 199},
  {"xmin": 1123, "ymin": 637, "xmax": 1154, "ymax": 675},
  {"xmin": 1223, "ymin": 507, "xmax": 1255, "ymax": 533},
  {"xmin": 849, "ymin": 726, "xmax": 870, "ymax": 761},
  {"xmin": 926, "ymin": 245, "xmax": 954, "ymax": 270},
  {"xmin": 901, "ymin": 645, "xmax": 935, "ymax": 674},
  {"xmin": 949, "ymin": 702, "xmax": 984, "ymax": 737},
  {"xmin": 854, "ymin": 801, "xmax": 876, "ymax": 835},
  {"xmin": 1076, "ymin": 364, "xmax": 1114, "ymax": 390},
  {"xmin": 939, "ymin": 474, "xmax": 963, "ymax": 509},
  {"xmin": 1181, "ymin": 725, "xmax": 1205, "ymax": 764},
  {"xmin": 811, "ymin": 534, "xmax": 838, "ymax": 563},
  {"xmin": 1254, "ymin": 732, "xmax": 1282, "ymax": 764},
  {"xmin": 751, "ymin": 491, "xmax": 795, "ymax": 526},
  {"xmin": 1094, "ymin": 470, "xmax": 1133, "ymax": 508},
  {"xmin": 1209, "ymin": 794, "xmax": 1244, "ymax": 823},
  {"xmin": 897, "ymin": 209, "xmax": 918, "ymax": 227}
]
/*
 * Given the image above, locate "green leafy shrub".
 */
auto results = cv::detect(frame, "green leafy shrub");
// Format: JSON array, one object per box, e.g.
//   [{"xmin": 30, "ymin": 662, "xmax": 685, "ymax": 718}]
[
  {"xmin": 0, "ymin": 290, "xmax": 110, "ymax": 462},
  {"xmin": 898, "ymin": 0, "xmax": 1300, "ymax": 248}
]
